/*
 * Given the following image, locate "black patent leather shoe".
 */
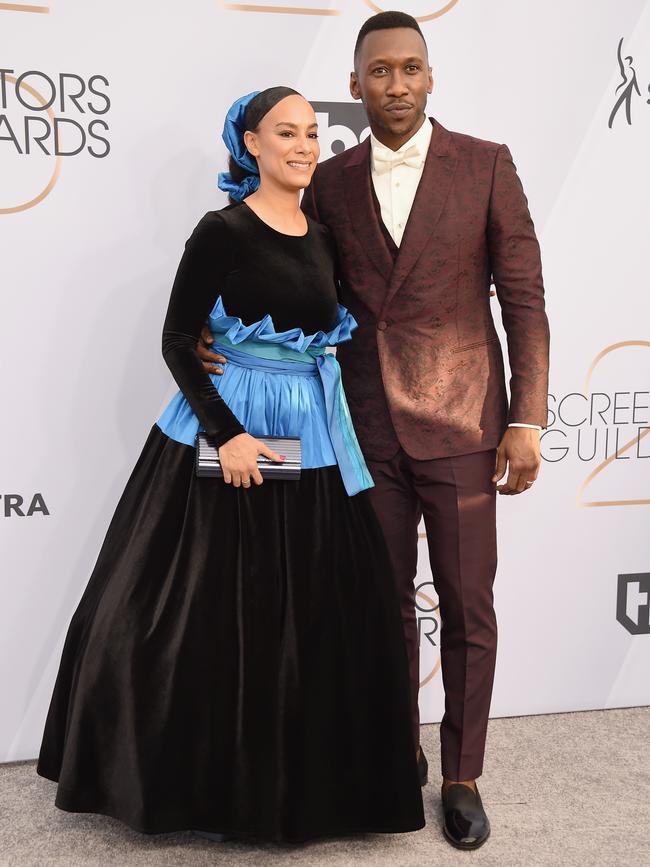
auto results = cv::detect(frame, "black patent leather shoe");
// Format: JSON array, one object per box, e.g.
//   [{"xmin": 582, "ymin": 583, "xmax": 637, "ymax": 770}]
[
  {"xmin": 441, "ymin": 783, "xmax": 490, "ymax": 850},
  {"xmin": 418, "ymin": 747, "xmax": 428, "ymax": 786}
]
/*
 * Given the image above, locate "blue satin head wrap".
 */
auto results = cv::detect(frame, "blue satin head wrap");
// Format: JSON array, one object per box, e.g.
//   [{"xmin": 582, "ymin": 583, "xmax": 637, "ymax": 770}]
[
  {"xmin": 217, "ymin": 91, "xmax": 260, "ymax": 202},
  {"xmin": 217, "ymin": 87, "xmax": 301, "ymax": 202}
]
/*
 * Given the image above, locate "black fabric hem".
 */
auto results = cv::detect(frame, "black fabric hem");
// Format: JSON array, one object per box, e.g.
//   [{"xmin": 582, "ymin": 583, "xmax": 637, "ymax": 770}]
[{"xmin": 41, "ymin": 773, "xmax": 424, "ymax": 843}]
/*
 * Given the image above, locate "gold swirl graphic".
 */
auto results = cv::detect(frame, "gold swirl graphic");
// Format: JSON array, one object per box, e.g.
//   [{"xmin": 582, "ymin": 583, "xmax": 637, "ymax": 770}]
[
  {"xmin": 0, "ymin": 75, "xmax": 62, "ymax": 215},
  {"xmin": 219, "ymin": 1, "xmax": 340, "ymax": 14},
  {"xmin": 416, "ymin": 589, "xmax": 442, "ymax": 686},
  {"xmin": 363, "ymin": 0, "xmax": 459, "ymax": 22},
  {"xmin": 0, "ymin": 3, "xmax": 49, "ymax": 11},
  {"xmin": 578, "ymin": 340, "xmax": 650, "ymax": 508}
]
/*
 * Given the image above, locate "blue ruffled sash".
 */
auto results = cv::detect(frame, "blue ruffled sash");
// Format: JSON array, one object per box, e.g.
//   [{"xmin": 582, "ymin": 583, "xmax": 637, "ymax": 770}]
[{"xmin": 157, "ymin": 298, "xmax": 374, "ymax": 497}]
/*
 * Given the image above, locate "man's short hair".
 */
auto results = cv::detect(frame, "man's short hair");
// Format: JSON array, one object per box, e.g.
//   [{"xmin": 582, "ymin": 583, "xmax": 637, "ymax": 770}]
[{"xmin": 354, "ymin": 11, "xmax": 427, "ymax": 66}]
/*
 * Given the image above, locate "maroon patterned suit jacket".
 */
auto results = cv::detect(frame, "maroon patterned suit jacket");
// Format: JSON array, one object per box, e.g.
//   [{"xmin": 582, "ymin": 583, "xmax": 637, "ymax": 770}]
[{"xmin": 302, "ymin": 118, "xmax": 550, "ymax": 462}]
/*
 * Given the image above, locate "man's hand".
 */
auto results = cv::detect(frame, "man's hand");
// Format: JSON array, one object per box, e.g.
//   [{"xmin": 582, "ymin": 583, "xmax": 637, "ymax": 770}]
[
  {"xmin": 492, "ymin": 427, "xmax": 541, "ymax": 495},
  {"xmin": 197, "ymin": 325, "xmax": 227, "ymax": 375}
]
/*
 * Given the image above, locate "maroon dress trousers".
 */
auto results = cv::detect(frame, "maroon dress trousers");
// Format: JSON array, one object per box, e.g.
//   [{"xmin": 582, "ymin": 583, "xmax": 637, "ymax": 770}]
[{"xmin": 302, "ymin": 118, "xmax": 549, "ymax": 780}]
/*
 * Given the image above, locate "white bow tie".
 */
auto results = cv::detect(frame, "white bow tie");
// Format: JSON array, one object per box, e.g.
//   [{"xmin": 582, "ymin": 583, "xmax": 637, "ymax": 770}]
[{"xmin": 373, "ymin": 142, "xmax": 422, "ymax": 175}]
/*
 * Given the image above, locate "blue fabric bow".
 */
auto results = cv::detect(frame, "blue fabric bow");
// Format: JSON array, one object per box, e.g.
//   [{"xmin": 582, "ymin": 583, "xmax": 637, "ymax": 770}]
[
  {"xmin": 217, "ymin": 172, "xmax": 259, "ymax": 201},
  {"xmin": 217, "ymin": 91, "xmax": 260, "ymax": 202}
]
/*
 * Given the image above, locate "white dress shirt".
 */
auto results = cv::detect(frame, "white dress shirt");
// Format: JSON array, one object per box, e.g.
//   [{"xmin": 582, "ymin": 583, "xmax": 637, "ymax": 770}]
[
  {"xmin": 369, "ymin": 117, "xmax": 542, "ymax": 432},
  {"xmin": 370, "ymin": 115, "xmax": 432, "ymax": 248}
]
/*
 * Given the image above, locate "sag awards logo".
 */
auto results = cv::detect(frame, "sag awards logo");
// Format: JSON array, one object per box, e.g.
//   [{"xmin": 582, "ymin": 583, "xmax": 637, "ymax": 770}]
[
  {"xmin": 608, "ymin": 36, "xmax": 650, "ymax": 128},
  {"xmin": 416, "ymin": 580, "xmax": 441, "ymax": 686},
  {"xmin": 0, "ymin": 492, "xmax": 49, "ymax": 517},
  {"xmin": 0, "ymin": 67, "xmax": 111, "ymax": 213},
  {"xmin": 218, "ymin": 0, "xmax": 459, "ymax": 20},
  {"xmin": 542, "ymin": 341, "xmax": 650, "ymax": 507},
  {"xmin": 617, "ymin": 573, "xmax": 650, "ymax": 635}
]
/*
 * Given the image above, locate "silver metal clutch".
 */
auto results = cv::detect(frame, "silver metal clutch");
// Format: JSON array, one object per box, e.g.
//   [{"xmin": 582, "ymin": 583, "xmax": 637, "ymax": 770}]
[{"xmin": 195, "ymin": 433, "xmax": 302, "ymax": 480}]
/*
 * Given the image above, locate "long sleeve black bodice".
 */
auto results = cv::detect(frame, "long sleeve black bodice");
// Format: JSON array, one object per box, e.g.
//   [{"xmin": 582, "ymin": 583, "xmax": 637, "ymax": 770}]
[{"xmin": 161, "ymin": 202, "xmax": 339, "ymax": 448}]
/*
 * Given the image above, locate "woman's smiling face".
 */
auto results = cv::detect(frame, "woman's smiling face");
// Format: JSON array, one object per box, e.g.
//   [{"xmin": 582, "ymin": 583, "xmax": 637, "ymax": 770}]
[{"xmin": 244, "ymin": 94, "xmax": 320, "ymax": 192}]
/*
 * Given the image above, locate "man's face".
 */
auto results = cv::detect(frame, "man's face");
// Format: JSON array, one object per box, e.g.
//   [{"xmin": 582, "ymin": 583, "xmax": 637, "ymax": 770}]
[{"xmin": 350, "ymin": 27, "xmax": 433, "ymax": 150}]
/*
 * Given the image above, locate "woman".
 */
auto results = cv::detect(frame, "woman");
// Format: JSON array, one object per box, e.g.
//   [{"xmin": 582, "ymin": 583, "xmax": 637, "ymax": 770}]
[{"xmin": 37, "ymin": 87, "xmax": 425, "ymax": 843}]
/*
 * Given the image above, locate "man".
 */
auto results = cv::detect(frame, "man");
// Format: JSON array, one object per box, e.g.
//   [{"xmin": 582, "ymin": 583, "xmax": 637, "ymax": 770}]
[{"xmin": 199, "ymin": 11, "xmax": 549, "ymax": 851}]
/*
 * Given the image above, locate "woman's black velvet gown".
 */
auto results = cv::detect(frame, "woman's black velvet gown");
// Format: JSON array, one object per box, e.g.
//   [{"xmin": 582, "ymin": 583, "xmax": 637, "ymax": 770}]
[{"xmin": 36, "ymin": 203, "xmax": 425, "ymax": 842}]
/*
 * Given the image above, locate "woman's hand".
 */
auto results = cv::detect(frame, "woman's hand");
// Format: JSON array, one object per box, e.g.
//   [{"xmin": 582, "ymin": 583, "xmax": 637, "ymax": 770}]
[{"xmin": 218, "ymin": 433, "xmax": 285, "ymax": 488}]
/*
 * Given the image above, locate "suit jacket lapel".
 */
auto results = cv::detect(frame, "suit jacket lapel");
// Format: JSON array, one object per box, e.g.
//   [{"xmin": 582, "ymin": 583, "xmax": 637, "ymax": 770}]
[
  {"xmin": 381, "ymin": 119, "xmax": 458, "ymax": 314},
  {"xmin": 343, "ymin": 138, "xmax": 394, "ymax": 284}
]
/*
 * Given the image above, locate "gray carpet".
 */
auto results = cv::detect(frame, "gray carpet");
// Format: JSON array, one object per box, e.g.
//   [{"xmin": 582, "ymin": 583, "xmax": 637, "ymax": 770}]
[{"xmin": 1, "ymin": 707, "xmax": 648, "ymax": 867}]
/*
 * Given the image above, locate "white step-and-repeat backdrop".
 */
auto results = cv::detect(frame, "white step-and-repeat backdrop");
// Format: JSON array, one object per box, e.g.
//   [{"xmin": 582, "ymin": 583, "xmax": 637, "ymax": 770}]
[{"xmin": 2, "ymin": 0, "xmax": 649, "ymax": 762}]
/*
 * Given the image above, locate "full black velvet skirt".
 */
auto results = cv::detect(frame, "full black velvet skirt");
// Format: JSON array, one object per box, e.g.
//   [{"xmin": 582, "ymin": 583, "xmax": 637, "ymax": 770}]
[{"xmin": 37, "ymin": 426, "xmax": 424, "ymax": 842}]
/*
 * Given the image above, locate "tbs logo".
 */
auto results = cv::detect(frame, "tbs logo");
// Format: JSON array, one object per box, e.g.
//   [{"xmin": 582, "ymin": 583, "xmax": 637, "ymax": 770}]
[{"xmin": 311, "ymin": 102, "xmax": 370, "ymax": 161}]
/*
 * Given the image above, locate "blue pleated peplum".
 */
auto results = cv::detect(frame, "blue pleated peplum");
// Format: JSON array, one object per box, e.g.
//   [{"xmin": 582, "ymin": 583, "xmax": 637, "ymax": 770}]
[{"xmin": 157, "ymin": 296, "xmax": 373, "ymax": 496}]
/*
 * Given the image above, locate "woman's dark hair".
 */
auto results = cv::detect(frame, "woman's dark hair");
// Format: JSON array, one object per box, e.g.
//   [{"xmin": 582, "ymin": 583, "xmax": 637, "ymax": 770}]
[
  {"xmin": 354, "ymin": 11, "xmax": 426, "ymax": 67},
  {"xmin": 226, "ymin": 86, "xmax": 301, "ymax": 204}
]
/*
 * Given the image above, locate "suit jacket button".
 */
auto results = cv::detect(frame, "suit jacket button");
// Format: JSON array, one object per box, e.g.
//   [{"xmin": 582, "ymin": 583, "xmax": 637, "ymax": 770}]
[{"xmin": 377, "ymin": 320, "xmax": 388, "ymax": 331}]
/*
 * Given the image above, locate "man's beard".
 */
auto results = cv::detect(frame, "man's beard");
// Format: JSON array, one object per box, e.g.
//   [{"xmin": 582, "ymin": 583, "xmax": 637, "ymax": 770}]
[{"xmin": 369, "ymin": 109, "xmax": 422, "ymax": 142}]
